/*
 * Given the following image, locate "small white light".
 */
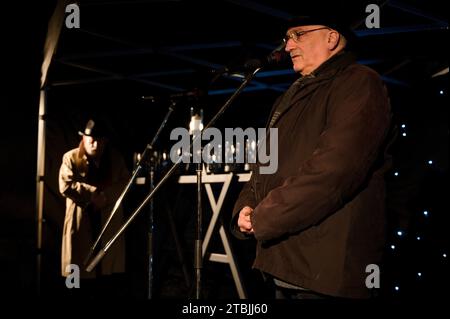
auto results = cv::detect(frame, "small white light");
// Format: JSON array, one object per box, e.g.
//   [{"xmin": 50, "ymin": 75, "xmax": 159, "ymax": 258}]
[
  {"xmin": 395, "ymin": 286, "xmax": 399, "ymax": 291},
  {"xmin": 416, "ymin": 236, "xmax": 421, "ymax": 241},
  {"xmin": 440, "ymin": 90, "xmax": 444, "ymax": 95},
  {"xmin": 397, "ymin": 231, "xmax": 403, "ymax": 236},
  {"xmin": 401, "ymin": 124, "xmax": 406, "ymax": 128},
  {"xmin": 423, "ymin": 211, "xmax": 428, "ymax": 216},
  {"xmin": 444, "ymin": 253, "xmax": 447, "ymax": 258},
  {"xmin": 417, "ymin": 272, "xmax": 422, "ymax": 277},
  {"xmin": 402, "ymin": 133, "xmax": 406, "ymax": 137},
  {"xmin": 428, "ymin": 160, "xmax": 433, "ymax": 165},
  {"xmin": 391, "ymin": 245, "xmax": 395, "ymax": 250},
  {"xmin": 394, "ymin": 172, "xmax": 399, "ymax": 176}
]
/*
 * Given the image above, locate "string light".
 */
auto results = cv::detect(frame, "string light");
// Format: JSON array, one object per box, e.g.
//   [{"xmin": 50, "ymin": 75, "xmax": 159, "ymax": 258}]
[{"xmin": 384, "ymin": 80, "xmax": 443, "ymax": 299}]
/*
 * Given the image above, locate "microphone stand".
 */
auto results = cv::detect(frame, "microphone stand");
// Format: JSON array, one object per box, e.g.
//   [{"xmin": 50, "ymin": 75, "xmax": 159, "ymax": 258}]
[
  {"xmin": 195, "ymin": 154, "xmax": 203, "ymax": 298},
  {"xmin": 84, "ymin": 101, "xmax": 176, "ymax": 297},
  {"xmin": 86, "ymin": 67, "xmax": 262, "ymax": 299}
]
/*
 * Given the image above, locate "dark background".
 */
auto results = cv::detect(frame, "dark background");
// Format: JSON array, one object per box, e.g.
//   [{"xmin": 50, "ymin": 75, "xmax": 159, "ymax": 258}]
[{"xmin": 1, "ymin": 0, "xmax": 448, "ymax": 301}]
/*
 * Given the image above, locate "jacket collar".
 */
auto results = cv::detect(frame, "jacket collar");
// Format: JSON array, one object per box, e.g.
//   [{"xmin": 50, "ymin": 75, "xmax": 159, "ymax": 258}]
[
  {"xmin": 269, "ymin": 51, "xmax": 356, "ymax": 127},
  {"xmin": 303, "ymin": 50, "xmax": 356, "ymax": 82}
]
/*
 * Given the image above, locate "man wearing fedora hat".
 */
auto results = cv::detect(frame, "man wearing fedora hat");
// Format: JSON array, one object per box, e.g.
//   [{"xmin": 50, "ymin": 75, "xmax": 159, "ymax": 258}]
[
  {"xmin": 232, "ymin": 13, "xmax": 395, "ymax": 299},
  {"xmin": 59, "ymin": 118, "xmax": 129, "ymax": 297}
]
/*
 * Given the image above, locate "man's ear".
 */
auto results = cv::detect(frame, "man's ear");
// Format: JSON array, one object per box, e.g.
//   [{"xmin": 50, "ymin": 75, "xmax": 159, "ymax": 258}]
[{"xmin": 327, "ymin": 30, "xmax": 340, "ymax": 50}]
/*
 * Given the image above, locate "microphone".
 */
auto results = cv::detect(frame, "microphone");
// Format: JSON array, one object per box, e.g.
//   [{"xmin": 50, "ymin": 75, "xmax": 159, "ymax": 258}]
[
  {"xmin": 244, "ymin": 41, "xmax": 287, "ymax": 70},
  {"xmin": 169, "ymin": 90, "xmax": 203, "ymax": 99},
  {"xmin": 210, "ymin": 41, "xmax": 287, "ymax": 79},
  {"xmin": 142, "ymin": 89, "xmax": 205, "ymax": 103}
]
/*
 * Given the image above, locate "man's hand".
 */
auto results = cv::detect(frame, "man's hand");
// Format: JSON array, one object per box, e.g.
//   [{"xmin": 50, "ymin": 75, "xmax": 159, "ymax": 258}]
[{"xmin": 237, "ymin": 206, "xmax": 254, "ymax": 234}]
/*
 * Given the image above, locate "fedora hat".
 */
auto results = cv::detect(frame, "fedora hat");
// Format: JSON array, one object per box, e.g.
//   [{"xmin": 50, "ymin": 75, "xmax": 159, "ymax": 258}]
[
  {"xmin": 78, "ymin": 119, "xmax": 109, "ymax": 138},
  {"xmin": 286, "ymin": 12, "xmax": 358, "ymax": 49}
]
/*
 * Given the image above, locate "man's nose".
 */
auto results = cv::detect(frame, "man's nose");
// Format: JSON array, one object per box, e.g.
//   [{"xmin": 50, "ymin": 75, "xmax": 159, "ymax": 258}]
[{"xmin": 284, "ymin": 38, "xmax": 295, "ymax": 52}]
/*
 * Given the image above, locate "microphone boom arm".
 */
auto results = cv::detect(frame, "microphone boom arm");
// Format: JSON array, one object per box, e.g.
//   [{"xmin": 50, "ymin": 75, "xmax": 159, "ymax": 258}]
[
  {"xmin": 86, "ymin": 67, "xmax": 262, "ymax": 272},
  {"xmin": 84, "ymin": 103, "xmax": 176, "ymax": 268}
]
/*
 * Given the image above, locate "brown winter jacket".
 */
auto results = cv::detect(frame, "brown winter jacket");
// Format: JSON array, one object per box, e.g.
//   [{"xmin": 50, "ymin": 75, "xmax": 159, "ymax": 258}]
[{"xmin": 232, "ymin": 51, "xmax": 394, "ymax": 298}]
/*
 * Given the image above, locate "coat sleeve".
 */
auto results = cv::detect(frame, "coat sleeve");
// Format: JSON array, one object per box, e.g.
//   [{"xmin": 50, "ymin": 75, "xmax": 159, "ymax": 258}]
[
  {"xmin": 59, "ymin": 152, "xmax": 97, "ymax": 205},
  {"xmin": 230, "ymin": 93, "xmax": 285, "ymax": 240},
  {"xmin": 252, "ymin": 67, "xmax": 392, "ymax": 241},
  {"xmin": 230, "ymin": 175, "xmax": 257, "ymax": 239}
]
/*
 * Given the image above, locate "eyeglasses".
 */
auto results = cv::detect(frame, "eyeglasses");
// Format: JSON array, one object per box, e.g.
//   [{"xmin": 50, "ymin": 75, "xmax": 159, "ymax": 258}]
[{"xmin": 283, "ymin": 27, "xmax": 329, "ymax": 44}]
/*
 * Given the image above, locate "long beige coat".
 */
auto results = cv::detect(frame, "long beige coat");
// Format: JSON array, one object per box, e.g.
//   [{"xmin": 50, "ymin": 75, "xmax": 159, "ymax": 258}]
[{"xmin": 59, "ymin": 143, "xmax": 129, "ymax": 278}]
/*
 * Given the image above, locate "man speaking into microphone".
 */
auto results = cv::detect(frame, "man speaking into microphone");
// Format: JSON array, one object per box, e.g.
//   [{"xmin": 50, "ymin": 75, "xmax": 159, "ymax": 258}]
[{"xmin": 231, "ymin": 13, "xmax": 395, "ymax": 299}]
